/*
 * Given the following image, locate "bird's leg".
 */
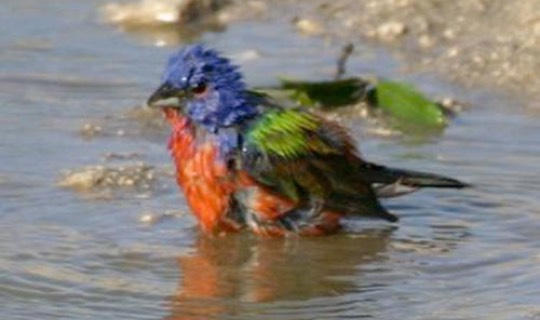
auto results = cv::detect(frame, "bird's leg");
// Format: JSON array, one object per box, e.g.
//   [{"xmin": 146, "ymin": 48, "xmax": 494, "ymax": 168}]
[
  {"xmin": 302, "ymin": 198, "xmax": 325, "ymax": 224},
  {"xmin": 276, "ymin": 198, "xmax": 342, "ymax": 235},
  {"xmin": 303, "ymin": 199, "xmax": 342, "ymax": 235},
  {"xmin": 271, "ymin": 197, "xmax": 323, "ymax": 232},
  {"xmin": 246, "ymin": 211, "xmax": 290, "ymax": 237}
]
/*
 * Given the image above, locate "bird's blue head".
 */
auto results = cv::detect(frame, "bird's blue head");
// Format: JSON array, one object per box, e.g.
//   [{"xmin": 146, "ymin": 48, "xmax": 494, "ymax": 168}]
[{"xmin": 147, "ymin": 44, "xmax": 258, "ymax": 133}]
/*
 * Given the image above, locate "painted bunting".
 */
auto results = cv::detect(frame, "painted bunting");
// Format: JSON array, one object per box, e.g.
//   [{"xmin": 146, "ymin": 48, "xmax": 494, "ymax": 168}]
[{"xmin": 147, "ymin": 44, "xmax": 466, "ymax": 236}]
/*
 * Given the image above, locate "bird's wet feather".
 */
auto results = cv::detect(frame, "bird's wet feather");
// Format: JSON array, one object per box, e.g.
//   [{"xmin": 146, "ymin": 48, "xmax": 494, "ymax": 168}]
[{"xmin": 148, "ymin": 44, "xmax": 467, "ymax": 237}]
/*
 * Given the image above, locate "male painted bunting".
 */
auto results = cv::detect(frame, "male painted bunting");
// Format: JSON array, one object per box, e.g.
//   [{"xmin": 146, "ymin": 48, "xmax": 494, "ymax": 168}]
[{"xmin": 147, "ymin": 44, "xmax": 466, "ymax": 236}]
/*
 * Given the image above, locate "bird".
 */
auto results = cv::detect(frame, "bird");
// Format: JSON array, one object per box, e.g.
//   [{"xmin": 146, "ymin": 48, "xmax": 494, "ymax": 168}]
[{"xmin": 147, "ymin": 44, "xmax": 467, "ymax": 237}]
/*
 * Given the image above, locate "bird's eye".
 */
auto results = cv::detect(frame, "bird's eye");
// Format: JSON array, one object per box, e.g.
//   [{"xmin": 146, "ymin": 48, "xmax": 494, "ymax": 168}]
[{"xmin": 191, "ymin": 82, "xmax": 207, "ymax": 95}]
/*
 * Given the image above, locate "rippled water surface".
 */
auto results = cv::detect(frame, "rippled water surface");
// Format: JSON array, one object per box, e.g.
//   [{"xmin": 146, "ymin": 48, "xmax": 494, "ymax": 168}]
[{"xmin": 1, "ymin": 1, "xmax": 540, "ymax": 319}]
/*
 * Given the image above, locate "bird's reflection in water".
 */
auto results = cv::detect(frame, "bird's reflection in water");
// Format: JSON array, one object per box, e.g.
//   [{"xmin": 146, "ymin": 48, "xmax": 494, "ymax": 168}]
[{"xmin": 164, "ymin": 228, "xmax": 394, "ymax": 320}]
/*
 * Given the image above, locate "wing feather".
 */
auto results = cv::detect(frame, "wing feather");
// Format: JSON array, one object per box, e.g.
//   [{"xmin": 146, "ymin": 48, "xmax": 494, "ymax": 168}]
[{"xmin": 241, "ymin": 106, "xmax": 398, "ymax": 222}]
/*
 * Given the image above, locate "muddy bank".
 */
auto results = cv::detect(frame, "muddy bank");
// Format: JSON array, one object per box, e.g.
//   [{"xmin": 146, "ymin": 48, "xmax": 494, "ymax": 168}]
[
  {"xmin": 242, "ymin": 0, "xmax": 540, "ymax": 107},
  {"xmin": 109, "ymin": 0, "xmax": 540, "ymax": 108},
  {"xmin": 103, "ymin": 0, "xmax": 540, "ymax": 107}
]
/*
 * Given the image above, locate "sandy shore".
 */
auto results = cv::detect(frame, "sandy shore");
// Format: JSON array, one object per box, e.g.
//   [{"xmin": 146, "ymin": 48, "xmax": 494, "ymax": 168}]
[
  {"xmin": 223, "ymin": 0, "xmax": 540, "ymax": 107},
  {"xmin": 103, "ymin": 0, "xmax": 540, "ymax": 107}
]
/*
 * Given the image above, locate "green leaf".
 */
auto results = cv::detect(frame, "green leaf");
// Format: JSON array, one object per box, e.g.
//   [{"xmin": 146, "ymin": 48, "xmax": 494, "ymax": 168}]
[
  {"xmin": 250, "ymin": 88, "xmax": 295, "ymax": 102},
  {"xmin": 372, "ymin": 80, "xmax": 446, "ymax": 128},
  {"xmin": 279, "ymin": 77, "xmax": 369, "ymax": 108}
]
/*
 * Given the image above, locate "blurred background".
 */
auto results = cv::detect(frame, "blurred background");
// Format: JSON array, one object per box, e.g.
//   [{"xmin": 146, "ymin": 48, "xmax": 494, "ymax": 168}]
[{"xmin": 1, "ymin": 0, "xmax": 539, "ymax": 319}]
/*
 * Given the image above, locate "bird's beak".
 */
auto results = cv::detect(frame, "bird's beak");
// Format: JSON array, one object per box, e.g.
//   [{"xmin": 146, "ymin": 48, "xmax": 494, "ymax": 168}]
[{"xmin": 147, "ymin": 83, "xmax": 185, "ymax": 108}]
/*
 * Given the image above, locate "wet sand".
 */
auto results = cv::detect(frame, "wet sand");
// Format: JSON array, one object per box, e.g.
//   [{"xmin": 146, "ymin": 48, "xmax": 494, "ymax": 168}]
[{"xmin": 228, "ymin": 0, "xmax": 540, "ymax": 107}]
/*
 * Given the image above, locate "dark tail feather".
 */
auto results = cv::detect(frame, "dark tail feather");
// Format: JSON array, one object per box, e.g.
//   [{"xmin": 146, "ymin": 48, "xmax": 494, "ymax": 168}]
[
  {"xmin": 328, "ymin": 192, "xmax": 399, "ymax": 222},
  {"xmin": 387, "ymin": 168, "xmax": 468, "ymax": 188},
  {"xmin": 359, "ymin": 162, "xmax": 469, "ymax": 189}
]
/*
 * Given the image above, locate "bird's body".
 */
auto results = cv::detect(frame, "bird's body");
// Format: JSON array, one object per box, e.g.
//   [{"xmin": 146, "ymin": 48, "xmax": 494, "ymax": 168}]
[
  {"xmin": 163, "ymin": 106, "xmax": 342, "ymax": 236},
  {"xmin": 148, "ymin": 45, "xmax": 467, "ymax": 236}
]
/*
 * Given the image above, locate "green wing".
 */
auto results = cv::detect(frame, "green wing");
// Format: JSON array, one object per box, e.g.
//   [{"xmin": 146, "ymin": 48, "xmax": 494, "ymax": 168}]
[
  {"xmin": 242, "ymin": 107, "xmax": 398, "ymax": 222},
  {"xmin": 248, "ymin": 109, "xmax": 342, "ymax": 159}
]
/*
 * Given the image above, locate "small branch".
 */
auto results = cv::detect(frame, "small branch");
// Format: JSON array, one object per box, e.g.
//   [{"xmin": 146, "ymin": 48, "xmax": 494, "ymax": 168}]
[{"xmin": 335, "ymin": 43, "xmax": 354, "ymax": 80}]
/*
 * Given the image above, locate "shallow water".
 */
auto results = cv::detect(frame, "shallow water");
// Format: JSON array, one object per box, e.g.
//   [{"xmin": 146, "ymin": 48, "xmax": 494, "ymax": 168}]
[{"xmin": 1, "ymin": 1, "xmax": 540, "ymax": 319}]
